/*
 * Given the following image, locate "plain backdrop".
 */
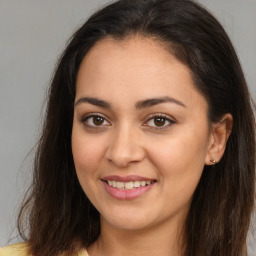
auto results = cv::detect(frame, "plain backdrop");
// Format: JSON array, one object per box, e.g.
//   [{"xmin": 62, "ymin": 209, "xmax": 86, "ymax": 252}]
[{"xmin": 0, "ymin": 0, "xmax": 255, "ymax": 253}]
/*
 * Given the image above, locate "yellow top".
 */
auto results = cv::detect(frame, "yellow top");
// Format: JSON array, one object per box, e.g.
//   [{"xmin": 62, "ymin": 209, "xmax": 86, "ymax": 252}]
[{"xmin": 0, "ymin": 243, "xmax": 89, "ymax": 256}]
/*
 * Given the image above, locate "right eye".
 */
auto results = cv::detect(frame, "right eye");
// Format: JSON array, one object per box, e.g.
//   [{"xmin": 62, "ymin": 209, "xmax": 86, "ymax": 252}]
[{"xmin": 81, "ymin": 114, "xmax": 110, "ymax": 128}]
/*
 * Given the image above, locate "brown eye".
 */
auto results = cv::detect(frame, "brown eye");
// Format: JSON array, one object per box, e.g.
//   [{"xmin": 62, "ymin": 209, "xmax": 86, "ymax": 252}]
[
  {"xmin": 145, "ymin": 114, "xmax": 175, "ymax": 129},
  {"xmin": 82, "ymin": 114, "xmax": 110, "ymax": 128},
  {"xmin": 93, "ymin": 116, "xmax": 104, "ymax": 126},
  {"xmin": 154, "ymin": 117, "xmax": 166, "ymax": 126}
]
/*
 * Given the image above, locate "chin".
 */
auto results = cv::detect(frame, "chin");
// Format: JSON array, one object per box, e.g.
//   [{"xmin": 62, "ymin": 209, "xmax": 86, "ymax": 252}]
[
  {"xmin": 107, "ymin": 218, "xmax": 153, "ymax": 231},
  {"xmin": 100, "ymin": 208, "xmax": 159, "ymax": 232}
]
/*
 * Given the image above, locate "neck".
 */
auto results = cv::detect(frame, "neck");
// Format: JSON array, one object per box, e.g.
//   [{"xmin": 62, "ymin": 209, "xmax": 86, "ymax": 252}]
[{"xmin": 87, "ymin": 215, "xmax": 187, "ymax": 256}]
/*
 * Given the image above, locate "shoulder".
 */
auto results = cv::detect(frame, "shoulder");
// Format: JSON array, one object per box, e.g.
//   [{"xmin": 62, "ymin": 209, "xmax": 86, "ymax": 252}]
[
  {"xmin": 0, "ymin": 243, "xmax": 29, "ymax": 256},
  {"xmin": 0, "ymin": 243, "xmax": 89, "ymax": 256}
]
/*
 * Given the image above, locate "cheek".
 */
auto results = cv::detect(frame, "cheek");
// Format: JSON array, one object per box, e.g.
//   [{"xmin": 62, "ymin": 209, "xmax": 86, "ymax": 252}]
[
  {"xmin": 71, "ymin": 128, "xmax": 105, "ymax": 178},
  {"xmin": 150, "ymin": 136, "xmax": 207, "ymax": 171},
  {"xmin": 147, "ymin": 126, "xmax": 209, "ymax": 195},
  {"xmin": 71, "ymin": 129, "xmax": 108, "ymax": 205}
]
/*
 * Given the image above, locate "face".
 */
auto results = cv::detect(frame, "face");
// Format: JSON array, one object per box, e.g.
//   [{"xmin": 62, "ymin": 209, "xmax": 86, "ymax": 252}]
[{"xmin": 72, "ymin": 36, "xmax": 212, "ymax": 232}]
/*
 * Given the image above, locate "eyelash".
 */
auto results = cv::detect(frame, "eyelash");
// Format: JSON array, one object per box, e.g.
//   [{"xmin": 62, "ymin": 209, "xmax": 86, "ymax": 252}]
[
  {"xmin": 144, "ymin": 113, "xmax": 176, "ymax": 129},
  {"xmin": 80, "ymin": 113, "xmax": 110, "ymax": 128},
  {"xmin": 80, "ymin": 113, "xmax": 176, "ymax": 129}
]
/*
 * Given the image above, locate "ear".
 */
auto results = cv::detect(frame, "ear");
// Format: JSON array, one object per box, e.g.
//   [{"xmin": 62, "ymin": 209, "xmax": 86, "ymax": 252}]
[{"xmin": 205, "ymin": 113, "xmax": 233, "ymax": 165}]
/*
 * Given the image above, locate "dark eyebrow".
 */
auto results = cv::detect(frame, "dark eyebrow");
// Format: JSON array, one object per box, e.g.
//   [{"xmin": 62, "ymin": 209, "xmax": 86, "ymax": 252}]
[
  {"xmin": 74, "ymin": 96, "xmax": 186, "ymax": 109},
  {"xmin": 74, "ymin": 97, "xmax": 111, "ymax": 108},
  {"xmin": 135, "ymin": 96, "xmax": 186, "ymax": 109}
]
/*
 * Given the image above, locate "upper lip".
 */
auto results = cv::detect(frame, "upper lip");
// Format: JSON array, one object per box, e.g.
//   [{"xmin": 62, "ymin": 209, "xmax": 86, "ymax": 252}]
[{"xmin": 101, "ymin": 175, "xmax": 156, "ymax": 182}]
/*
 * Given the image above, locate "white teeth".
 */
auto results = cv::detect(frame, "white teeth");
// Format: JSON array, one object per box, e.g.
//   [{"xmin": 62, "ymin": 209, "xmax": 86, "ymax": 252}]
[
  {"xmin": 134, "ymin": 181, "xmax": 140, "ymax": 188},
  {"xmin": 116, "ymin": 181, "xmax": 124, "ymax": 189},
  {"xmin": 107, "ymin": 180, "xmax": 153, "ymax": 189},
  {"xmin": 124, "ymin": 181, "xmax": 133, "ymax": 190},
  {"xmin": 140, "ymin": 181, "xmax": 146, "ymax": 186}
]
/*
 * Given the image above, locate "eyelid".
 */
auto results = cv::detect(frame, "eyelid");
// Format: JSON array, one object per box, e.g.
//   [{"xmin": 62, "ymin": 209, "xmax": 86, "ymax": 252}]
[
  {"xmin": 79, "ymin": 112, "xmax": 176, "ymax": 129},
  {"xmin": 80, "ymin": 112, "xmax": 111, "ymax": 127},
  {"xmin": 142, "ymin": 113, "xmax": 176, "ymax": 129}
]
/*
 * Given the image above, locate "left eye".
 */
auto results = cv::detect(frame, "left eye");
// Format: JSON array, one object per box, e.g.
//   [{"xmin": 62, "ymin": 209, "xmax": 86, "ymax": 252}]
[{"xmin": 146, "ymin": 116, "xmax": 174, "ymax": 128}]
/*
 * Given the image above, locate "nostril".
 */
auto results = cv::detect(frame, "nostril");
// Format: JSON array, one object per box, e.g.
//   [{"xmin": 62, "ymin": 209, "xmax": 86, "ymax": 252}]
[{"xmin": 105, "ymin": 132, "xmax": 145, "ymax": 167}]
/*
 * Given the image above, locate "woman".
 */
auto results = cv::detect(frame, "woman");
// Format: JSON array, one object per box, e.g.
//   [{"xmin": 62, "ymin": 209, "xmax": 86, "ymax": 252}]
[{"xmin": 1, "ymin": 0, "xmax": 255, "ymax": 255}]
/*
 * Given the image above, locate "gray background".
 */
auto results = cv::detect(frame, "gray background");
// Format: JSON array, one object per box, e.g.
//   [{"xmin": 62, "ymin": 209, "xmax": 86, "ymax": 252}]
[{"xmin": 0, "ymin": 0, "xmax": 255, "ymax": 253}]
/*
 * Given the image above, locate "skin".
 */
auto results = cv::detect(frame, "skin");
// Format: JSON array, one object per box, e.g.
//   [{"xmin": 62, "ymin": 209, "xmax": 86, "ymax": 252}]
[{"xmin": 72, "ymin": 36, "xmax": 232, "ymax": 256}]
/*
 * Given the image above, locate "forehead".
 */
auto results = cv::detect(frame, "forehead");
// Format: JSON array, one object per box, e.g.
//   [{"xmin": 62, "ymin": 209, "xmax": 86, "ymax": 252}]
[
  {"xmin": 76, "ymin": 36, "xmax": 207, "ymax": 111},
  {"xmin": 78, "ymin": 36, "xmax": 177, "ymax": 78}
]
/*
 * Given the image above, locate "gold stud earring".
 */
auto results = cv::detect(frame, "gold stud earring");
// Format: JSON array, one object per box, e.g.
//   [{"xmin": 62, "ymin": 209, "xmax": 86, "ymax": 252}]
[{"xmin": 210, "ymin": 156, "xmax": 216, "ymax": 164}]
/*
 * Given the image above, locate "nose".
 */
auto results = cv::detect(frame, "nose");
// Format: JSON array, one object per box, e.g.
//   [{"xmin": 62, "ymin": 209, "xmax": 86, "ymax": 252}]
[{"xmin": 105, "ymin": 124, "xmax": 145, "ymax": 168}]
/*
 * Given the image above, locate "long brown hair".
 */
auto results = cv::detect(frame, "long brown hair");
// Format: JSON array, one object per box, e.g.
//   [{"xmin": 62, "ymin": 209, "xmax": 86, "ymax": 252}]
[{"xmin": 18, "ymin": 0, "xmax": 255, "ymax": 255}]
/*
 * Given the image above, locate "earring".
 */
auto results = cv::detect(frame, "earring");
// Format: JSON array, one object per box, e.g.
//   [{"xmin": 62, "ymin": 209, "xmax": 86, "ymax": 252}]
[{"xmin": 210, "ymin": 156, "xmax": 217, "ymax": 164}]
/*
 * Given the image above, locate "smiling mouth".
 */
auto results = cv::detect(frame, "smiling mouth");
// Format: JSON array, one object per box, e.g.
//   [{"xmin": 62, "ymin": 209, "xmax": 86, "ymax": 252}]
[
  {"xmin": 102, "ymin": 176, "xmax": 157, "ymax": 200},
  {"xmin": 103, "ymin": 180, "xmax": 156, "ymax": 190}
]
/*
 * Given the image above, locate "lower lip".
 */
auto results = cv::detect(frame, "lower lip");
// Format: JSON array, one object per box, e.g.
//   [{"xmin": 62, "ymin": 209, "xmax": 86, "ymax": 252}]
[{"xmin": 102, "ymin": 181, "xmax": 155, "ymax": 200}]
